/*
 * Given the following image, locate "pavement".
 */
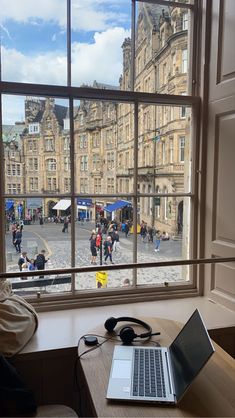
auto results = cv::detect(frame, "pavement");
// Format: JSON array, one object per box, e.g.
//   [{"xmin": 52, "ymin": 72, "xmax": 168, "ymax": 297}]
[{"xmin": 6, "ymin": 221, "xmax": 184, "ymax": 291}]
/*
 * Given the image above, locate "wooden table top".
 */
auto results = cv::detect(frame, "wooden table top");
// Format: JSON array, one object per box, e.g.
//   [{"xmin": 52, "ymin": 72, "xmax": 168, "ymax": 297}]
[{"xmin": 78, "ymin": 316, "xmax": 235, "ymax": 417}]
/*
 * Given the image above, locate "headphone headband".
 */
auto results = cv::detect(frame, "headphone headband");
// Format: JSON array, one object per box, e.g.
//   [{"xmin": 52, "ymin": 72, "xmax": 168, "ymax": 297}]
[{"xmin": 104, "ymin": 316, "xmax": 153, "ymax": 344}]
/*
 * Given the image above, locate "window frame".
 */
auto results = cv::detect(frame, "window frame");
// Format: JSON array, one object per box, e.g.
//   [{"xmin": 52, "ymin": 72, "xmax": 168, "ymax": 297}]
[{"xmin": 0, "ymin": 0, "xmax": 206, "ymax": 309}]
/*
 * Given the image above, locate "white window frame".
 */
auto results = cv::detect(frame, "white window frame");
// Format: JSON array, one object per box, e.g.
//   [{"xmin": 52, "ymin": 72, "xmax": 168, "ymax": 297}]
[{"xmin": 0, "ymin": 0, "xmax": 209, "ymax": 309}]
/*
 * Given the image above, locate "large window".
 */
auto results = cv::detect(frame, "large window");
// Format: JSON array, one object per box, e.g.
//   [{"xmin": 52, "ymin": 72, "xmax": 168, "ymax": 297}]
[{"xmin": 1, "ymin": 0, "xmax": 202, "ymax": 306}]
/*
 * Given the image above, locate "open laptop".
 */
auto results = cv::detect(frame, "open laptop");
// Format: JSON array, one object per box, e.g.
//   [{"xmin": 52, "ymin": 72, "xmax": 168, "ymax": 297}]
[{"xmin": 106, "ymin": 309, "xmax": 215, "ymax": 404}]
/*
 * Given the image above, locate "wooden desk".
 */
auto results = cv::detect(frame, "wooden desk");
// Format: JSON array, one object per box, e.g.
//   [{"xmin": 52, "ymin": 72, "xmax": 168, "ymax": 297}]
[{"xmin": 78, "ymin": 317, "xmax": 235, "ymax": 417}]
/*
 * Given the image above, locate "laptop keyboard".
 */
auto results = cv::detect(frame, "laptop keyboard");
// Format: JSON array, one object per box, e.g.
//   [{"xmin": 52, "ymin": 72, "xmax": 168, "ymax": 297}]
[{"xmin": 132, "ymin": 348, "xmax": 166, "ymax": 398}]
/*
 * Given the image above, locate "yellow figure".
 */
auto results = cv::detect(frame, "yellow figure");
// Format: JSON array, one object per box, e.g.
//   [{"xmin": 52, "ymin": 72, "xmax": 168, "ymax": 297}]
[{"xmin": 96, "ymin": 271, "xmax": 108, "ymax": 288}]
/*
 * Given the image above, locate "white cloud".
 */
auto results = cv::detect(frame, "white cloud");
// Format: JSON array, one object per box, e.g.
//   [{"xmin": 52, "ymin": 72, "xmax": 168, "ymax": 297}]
[
  {"xmin": 1, "ymin": 26, "xmax": 130, "ymax": 122},
  {"xmin": 71, "ymin": 27, "xmax": 130, "ymax": 85},
  {"xmin": 0, "ymin": 0, "xmax": 129, "ymax": 32}
]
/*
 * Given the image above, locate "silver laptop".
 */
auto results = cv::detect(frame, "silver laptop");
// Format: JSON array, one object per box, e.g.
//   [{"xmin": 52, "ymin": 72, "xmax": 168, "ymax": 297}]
[{"xmin": 106, "ymin": 309, "xmax": 215, "ymax": 404}]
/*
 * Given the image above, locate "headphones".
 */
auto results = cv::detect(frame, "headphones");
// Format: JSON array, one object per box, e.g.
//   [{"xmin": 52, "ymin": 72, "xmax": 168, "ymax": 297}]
[{"xmin": 104, "ymin": 316, "xmax": 159, "ymax": 345}]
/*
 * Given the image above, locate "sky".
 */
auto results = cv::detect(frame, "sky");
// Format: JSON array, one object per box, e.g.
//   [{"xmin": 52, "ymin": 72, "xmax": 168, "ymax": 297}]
[{"xmin": 0, "ymin": 0, "xmax": 131, "ymax": 123}]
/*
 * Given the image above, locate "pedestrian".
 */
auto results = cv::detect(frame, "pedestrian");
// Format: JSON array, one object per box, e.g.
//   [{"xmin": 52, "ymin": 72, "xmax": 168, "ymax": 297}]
[
  {"xmin": 104, "ymin": 236, "xmax": 114, "ymax": 264},
  {"xmin": 14, "ymin": 227, "xmax": 22, "ymax": 253},
  {"xmin": 11, "ymin": 223, "xmax": 17, "ymax": 245},
  {"xmin": 155, "ymin": 230, "xmax": 161, "ymax": 252},
  {"xmin": 123, "ymin": 278, "xmax": 131, "ymax": 287},
  {"xmin": 20, "ymin": 220, "xmax": 24, "ymax": 232},
  {"xmin": 140, "ymin": 221, "xmax": 147, "ymax": 242},
  {"xmin": 34, "ymin": 249, "xmax": 49, "ymax": 278},
  {"xmin": 147, "ymin": 226, "xmax": 153, "ymax": 243},
  {"xmin": 18, "ymin": 251, "xmax": 30, "ymax": 272},
  {"xmin": 162, "ymin": 231, "xmax": 170, "ymax": 240},
  {"xmin": 39, "ymin": 216, "xmax": 44, "ymax": 226},
  {"xmin": 28, "ymin": 259, "xmax": 36, "ymax": 271},
  {"xmin": 90, "ymin": 233, "xmax": 97, "ymax": 264},
  {"xmin": 95, "ymin": 230, "xmax": 102, "ymax": 252},
  {"xmin": 124, "ymin": 222, "xmax": 129, "ymax": 238},
  {"xmin": 112, "ymin": 230, "xmax": 120, "ymax": 251},
  {"xmin": 62, "ymin": 217, "xmax": 69, "ymax": 233}
]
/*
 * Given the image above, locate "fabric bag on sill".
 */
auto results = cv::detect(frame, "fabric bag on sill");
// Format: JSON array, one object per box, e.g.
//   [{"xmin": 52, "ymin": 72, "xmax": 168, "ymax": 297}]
[{"xmin": 0, "ymin": 280, "xmax": 38, "ymax": 357}]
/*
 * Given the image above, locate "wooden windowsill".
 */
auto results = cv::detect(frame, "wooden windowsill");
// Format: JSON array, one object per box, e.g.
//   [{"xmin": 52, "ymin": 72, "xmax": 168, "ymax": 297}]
[{"xmin": 19, "ymin": 296, "xmax": 235, "ymax": 355}]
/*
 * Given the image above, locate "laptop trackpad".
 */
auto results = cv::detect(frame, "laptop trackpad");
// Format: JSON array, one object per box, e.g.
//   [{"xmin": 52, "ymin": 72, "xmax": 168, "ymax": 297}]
[{"xmin": 112, "ymin": 360, "xmax": 132, "ymax": 379}]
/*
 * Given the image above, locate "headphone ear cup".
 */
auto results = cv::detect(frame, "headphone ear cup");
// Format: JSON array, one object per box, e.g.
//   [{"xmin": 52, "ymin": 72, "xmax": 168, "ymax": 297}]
[
  {"xmin": 104, "ymin": 317, "xmax": 118, "ymax": 333},
  {"xmin": 119, "ymin": 326, "xmax": 137, "ymax": 345}
]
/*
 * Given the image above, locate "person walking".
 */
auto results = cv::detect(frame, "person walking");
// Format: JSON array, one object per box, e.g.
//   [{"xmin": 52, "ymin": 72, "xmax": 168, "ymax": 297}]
[
  {"xmin": 62, "ymin": 216, "xmax": 69, "ymax": 233},
  {"xmin": 124, "ymin": 222, "xmax": 129, "ymax": 238},
  {"xmin": 34, "ymin": 249, "xmax": 49, "ymax": 278},
  {"xmin": 90, "ymin": 233, "xmax": 97, "ymax": 264},
  {"xmin": 104, "ymin": 236, "xmax": 114, "ymax": 264},
  {"xmin": 14, "ymin": 227, "xmax": 22, "ymax": 253},
  {"xmin": 11, "ymin": 222, "xmax": 17, "ymax": 245},
  {"xmin": 112, "ymin": 230, "xmax": 120, "ymax": 252},
  {"xmin": 155, "ymin": 230, "xmax": 161, "ymax": 252}
]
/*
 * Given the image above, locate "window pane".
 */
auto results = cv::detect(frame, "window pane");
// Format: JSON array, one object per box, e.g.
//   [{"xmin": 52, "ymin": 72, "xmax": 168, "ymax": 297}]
[
  {"xmin": 5, "ymin": 197, "xmax": 72, "ymax": 278},
  {"xmin": 2, "ymin": 95, "xmax": 70, "ymax": 196},
  {"xmin": 137, "ymin": 196, "xmax": 192, "ymax": 284},
  {"xmin": 71, "ymin": 1, "xmax": 131, "ymax": 89},
  {"xmin": 135, "ymin": 2, "xmax": 191, "ymax": 94},
  {"xmin": 74, "ymin": 99, "xmax": 134, "ymax": 194},
  {"xmin": 1, "ymin": 0, "xmax": 67, "ymax": 84},
  {"xmin": 75, "ymin": 268, "xmax": 133, "ymax": 291},
  {"xmin": 75, "ymin": 197, "xmax": 133, "ymax": 289},
  {"xmin": 138, "ymin": 104, "xmax": 192, "ymax": 197}
]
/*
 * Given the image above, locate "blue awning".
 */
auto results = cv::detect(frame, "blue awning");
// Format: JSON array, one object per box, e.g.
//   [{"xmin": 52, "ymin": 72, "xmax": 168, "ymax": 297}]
[
  {"xmin": 104, "ymin": 200, "xmax": 132, "ymax": 213},
  {"xmin": 5, "ymin": 200, "xmax": 14, "ymax": 210}
]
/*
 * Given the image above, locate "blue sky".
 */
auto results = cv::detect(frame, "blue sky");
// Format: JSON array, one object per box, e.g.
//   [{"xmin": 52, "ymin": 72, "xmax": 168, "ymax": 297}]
[{"xmin": 0, "ymin": 0, "xmax": 131, "ymax": 123}]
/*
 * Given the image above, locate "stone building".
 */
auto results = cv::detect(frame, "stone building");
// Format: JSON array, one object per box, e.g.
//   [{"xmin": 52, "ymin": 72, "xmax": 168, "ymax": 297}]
[{"xmin": 3, "ymin": 2, "xmax": 189, "ymax": 235}]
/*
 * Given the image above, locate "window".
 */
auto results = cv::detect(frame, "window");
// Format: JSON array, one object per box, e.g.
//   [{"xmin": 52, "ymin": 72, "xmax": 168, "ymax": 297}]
[
  {"xmin": 64, "ymin": 178, "xmax": 70, "ymax": 192},
  {"xmin": 47, "ymin": 158, "xmax": 57, "ymax": 171},
  {"xmin": 47, "ymin": 177, "xmax": 57, "ymax": 191},
  {"xmin": 107, "ymin": 178, "xmax": 115, "ymax": 194},
  {"xmin": 28, "ymin": 140, "xmax": 37, "ymax": 152},
  {"xmin": 182, "ymin": 13, "xmax": 188, "ymax": 30},
  {"xmin": 64, "ymin": 157, "xmax": 70, "ymax": 171},
  {"xmin": 29, "ymin": 123, "xmax": 40, "ymax": 134},
  {"xmin": 182, "ymin": 49, "xmax": 188, "ymax": 73},
  {"xmin": 1, "ymin": 0, "xmax": 216, "ymax": 308},
  {"xmin": 80, "ymin": 178, "xmax": 88, "ymax": 193},
  {"xmin": 45, "ymin": 138, "xmax": 55, "ymax": 152},
  {"xmin": 80, "ymin": 156, "xmax": 88, "ymax": 171},
  {"xmin": 179, "ymin": 136, "xmax": 185, "ymax": 162},
  {"xmin": 94, "ymin": 178, "xmax": 101, "ymax": 193},
  {"xmin": 169, "ymin": 139, "xmax": 174, "ymax": 163},
  {"xmin": 28, "ymin": 158, "xmax": 38, "ymax": 171},
  {"xmin": 64, "ymin": 137, "xmax": 70, "ymax": 151},
  {"xmin": 29, "ymin": 177, "xmax": 39, "ymax": 191}
]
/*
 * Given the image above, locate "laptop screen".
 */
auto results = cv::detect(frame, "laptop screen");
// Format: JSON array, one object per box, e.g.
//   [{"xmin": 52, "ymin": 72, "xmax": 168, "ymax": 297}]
[{"xmin": 169, "ymin": 309, "xmax": 215, "ymax": 401}]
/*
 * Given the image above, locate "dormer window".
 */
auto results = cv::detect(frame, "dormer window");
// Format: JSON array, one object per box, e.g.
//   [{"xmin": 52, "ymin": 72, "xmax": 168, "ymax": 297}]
[
  {"xmin": 63, "ymin": 118, "xmax": 70, "ymax": 130},
  {"xmin": 28, "ymin": 123, "xmax": 40, "ymax": 134}
]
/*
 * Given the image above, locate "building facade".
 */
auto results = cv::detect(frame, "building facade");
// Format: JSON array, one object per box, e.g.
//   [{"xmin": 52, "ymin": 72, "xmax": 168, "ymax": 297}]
[{"xmin": 3, "ymin": 3, "xmax": 189, "ymax": 236}]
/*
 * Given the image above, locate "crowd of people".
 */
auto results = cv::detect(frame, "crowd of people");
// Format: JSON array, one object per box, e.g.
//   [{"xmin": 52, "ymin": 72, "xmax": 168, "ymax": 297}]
[
  {"xmin": 88, "ymin": 218, "xmax": 170, "ymax": 265},
  {"xmin": 89, "ymin": 220, "xmax": 121, "ymax": 265},
  {"xmin": 17, "ymin": 249, "xmax": 49, "ymax": 278}
]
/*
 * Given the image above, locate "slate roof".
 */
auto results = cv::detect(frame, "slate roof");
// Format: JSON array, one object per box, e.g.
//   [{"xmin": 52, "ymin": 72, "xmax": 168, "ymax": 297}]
[{"xmin": 2, "ymin": 124, "xmax": 26, "ymax": 143}]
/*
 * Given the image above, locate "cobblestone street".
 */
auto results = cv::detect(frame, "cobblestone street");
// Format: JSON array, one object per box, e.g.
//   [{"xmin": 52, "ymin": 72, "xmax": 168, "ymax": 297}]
[{"xmin": 6, "ymin": 222, "xmax": 185, "ymax": 291}]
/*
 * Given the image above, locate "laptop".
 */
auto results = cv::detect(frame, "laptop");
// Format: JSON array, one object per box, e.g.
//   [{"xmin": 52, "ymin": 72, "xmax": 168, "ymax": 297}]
[{"xmin": 106, "ymin": 309, "xmax": 215, "ymax": 404}]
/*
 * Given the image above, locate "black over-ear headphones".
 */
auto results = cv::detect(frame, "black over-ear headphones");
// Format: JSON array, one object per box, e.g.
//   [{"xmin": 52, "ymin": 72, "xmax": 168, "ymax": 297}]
[{"xmin": 104, "ymin": 316, "xmax": 160, "ymax": 344}]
